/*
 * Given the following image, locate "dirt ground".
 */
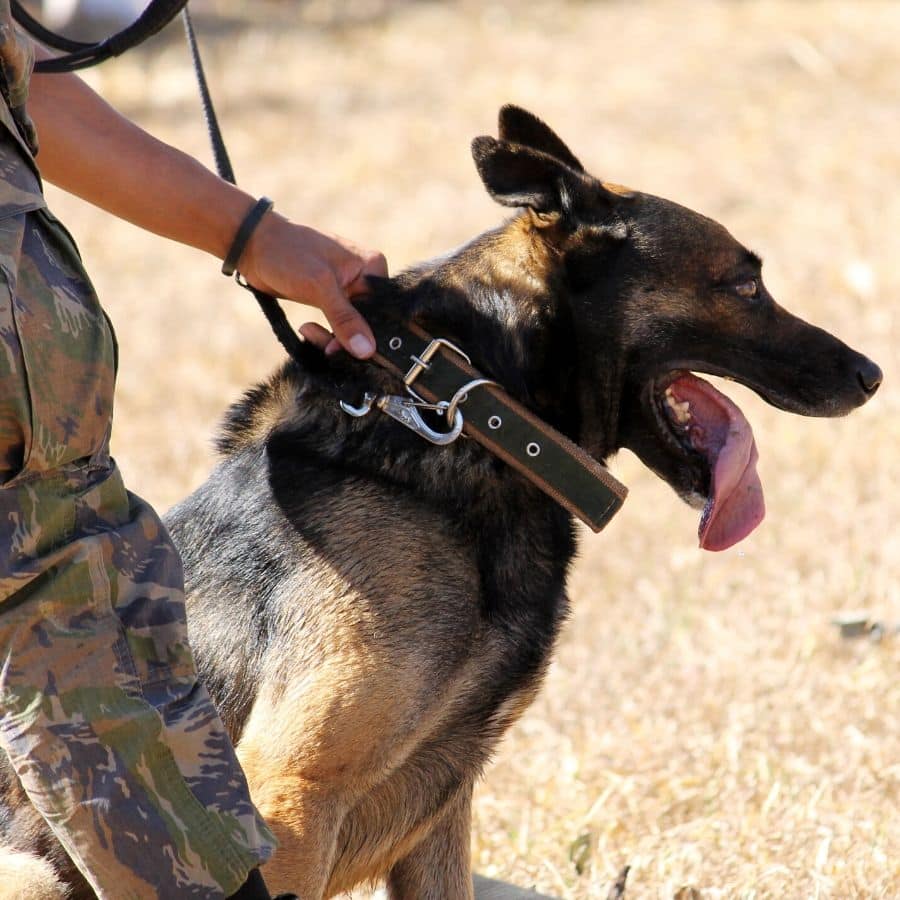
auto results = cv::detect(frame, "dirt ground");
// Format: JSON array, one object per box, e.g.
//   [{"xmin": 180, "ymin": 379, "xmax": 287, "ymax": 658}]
[{"xmin": 41, "ymin": 1, "xmax": 899, "ymax": 897}]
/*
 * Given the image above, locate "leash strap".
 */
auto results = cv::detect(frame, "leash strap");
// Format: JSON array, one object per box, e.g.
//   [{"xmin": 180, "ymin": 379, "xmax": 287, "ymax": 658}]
[
  {"xmin": 179, "ymin": 8, "xmax": 309, "ymax": 364},
  {"xmin": 371, "ymin": 321, "xmax": 628, "ymax": 532},
  {"xmin": 13, "ymin": 0, "xmax": 191, "ymax": 73},
  {"xmin": 180, "ymin": 7, "xmax": 235, "ymax": 184}
]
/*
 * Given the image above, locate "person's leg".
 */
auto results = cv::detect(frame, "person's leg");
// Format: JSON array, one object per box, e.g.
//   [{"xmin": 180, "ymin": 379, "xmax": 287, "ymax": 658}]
[
  {"xmin": 0, "ymin": 201, "xmax": 276, "ymax": 898},
  {"xmin": 0, "ymin": 462, "xmax": 277, "ymax": 897}
]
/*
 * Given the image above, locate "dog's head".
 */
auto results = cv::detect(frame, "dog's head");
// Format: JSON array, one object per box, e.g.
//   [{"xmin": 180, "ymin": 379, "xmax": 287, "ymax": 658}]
[{"xmin": 468, "ymin": 105, "xmax": 881, "ymax": 549}]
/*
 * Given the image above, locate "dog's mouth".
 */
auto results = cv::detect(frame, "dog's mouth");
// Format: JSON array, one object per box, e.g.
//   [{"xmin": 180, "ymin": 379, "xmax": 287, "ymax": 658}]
[{"xmin": 649, "ymin": 371, "xmax": 765, "ymax": 551}]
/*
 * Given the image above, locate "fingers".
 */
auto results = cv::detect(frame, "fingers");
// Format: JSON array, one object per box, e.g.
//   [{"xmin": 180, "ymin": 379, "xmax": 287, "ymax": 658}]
[
  {"xmin": 318, "ymin": 275, "xmax": 376, "ymax": 359},
  {"xmin": 241, "ymin": 215, "xmax": 385, "ymax": 359},
  {"xmin": 319, "ymin": 249, "xmax": 387, "ymax": 357},
  {"xmin": 299, "ymin": 322, "xmax": 332, "ymax": 350},
  {"xmin": 347, "ymin": 250, "xmax": 389, "ymax": 297},
  {"xmin": 299, "ymin": 323, "xmax": 346, "ymax": 357},
  {"xmin": 363, "ymin": 249, "xmax": 389, "ymax": 279}
]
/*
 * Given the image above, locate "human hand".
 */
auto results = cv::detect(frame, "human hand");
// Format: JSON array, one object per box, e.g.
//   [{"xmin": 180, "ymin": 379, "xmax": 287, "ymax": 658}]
[{"xmin": 238, "ymin": 210, "xmax": 387, "ymax": 358}]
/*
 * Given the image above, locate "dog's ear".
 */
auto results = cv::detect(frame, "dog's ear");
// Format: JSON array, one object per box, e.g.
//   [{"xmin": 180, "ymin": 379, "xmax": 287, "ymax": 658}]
[
  {"xmin": 472, "ymin": 136, "xmax": 582, "ymax": 214},
  {"xmin": 498, "ymin": 105, "xmax": 584, "ymax": 172}
]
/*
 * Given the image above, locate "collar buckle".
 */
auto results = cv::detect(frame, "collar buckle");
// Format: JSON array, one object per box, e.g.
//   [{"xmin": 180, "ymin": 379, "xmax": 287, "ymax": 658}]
[{"xmin": 403, "ymin": 337, "xmax": 472, "ymax": 392}]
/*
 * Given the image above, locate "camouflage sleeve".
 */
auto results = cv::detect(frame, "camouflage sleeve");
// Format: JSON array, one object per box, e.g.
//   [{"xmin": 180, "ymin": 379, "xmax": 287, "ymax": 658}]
[{"xmin": 0, "ymin": 0, "xmax": 37, "ymax": 156}]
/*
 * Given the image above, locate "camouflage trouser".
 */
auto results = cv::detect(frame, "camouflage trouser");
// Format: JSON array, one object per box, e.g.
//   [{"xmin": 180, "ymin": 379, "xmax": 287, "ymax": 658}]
[{"xmin": 0, "ymin": 144, "xmax": 276, "ymax": 896}]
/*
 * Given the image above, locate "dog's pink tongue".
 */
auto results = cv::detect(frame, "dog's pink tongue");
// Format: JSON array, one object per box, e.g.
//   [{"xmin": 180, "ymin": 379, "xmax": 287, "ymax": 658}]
[{"xmin": 668, "ymin": 374, "xmax": 765, "ymax": 551}]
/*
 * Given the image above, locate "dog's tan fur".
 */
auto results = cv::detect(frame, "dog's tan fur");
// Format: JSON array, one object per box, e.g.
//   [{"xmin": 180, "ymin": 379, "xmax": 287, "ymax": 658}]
[
  {"xmin": 228, "ymin": 540, "xmax": 547, "ymax": 897},
  {"xmin": 0, "ymin": 849, "xmax": 68, "ymax": 900}
]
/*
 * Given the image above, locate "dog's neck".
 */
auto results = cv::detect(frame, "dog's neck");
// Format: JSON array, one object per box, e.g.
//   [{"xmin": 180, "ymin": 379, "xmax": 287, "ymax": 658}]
[{"xmin": 364, "ymin": 213, "xmax": 622, "ymax": 460}]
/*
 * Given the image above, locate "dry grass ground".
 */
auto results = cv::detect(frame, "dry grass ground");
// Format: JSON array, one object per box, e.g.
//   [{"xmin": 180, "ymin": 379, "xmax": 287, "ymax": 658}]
[{"xmin": 42, "ymin": 1, "xmax": 899, "ymax": 896}]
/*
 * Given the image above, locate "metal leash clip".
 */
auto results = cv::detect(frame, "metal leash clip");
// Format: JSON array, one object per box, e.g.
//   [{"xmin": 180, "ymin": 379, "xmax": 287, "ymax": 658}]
[
  {"xmin": 339, "ymin": 392, "xmax": 465, "ymax": 445},
  {"xmin": 339, "ymin": 334, "xmax": 499, "ymax": 446}
]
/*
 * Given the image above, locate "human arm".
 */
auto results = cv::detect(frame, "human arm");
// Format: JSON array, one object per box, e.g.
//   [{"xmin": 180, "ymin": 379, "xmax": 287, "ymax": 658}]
[{"xmin": 26, "ymin": 53, "xmax": 385, "ymax": 357}]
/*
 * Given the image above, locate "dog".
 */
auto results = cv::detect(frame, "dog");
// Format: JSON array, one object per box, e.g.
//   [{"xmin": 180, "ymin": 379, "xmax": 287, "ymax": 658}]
[{"xmin": 0, "ymin": 105, "xmax": 882, "ymax": 899}]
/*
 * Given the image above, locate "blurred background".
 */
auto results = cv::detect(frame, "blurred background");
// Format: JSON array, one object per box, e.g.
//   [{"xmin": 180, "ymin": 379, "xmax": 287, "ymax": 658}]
[{"xmin": 32, "ymin": 1, "xmax": 900, "ymax": 896}]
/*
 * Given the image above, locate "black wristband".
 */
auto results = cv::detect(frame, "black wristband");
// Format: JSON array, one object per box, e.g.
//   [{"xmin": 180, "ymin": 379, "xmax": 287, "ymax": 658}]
[{"xmin": 222, "ymin": 196, "xmax": 274, "ymax": 277}]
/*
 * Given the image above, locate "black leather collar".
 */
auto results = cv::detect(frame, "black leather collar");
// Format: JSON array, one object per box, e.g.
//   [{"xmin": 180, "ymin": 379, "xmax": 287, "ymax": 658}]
[{"xmin": 360, "ymin": 321, "xmax": 627, "ymax": 532}]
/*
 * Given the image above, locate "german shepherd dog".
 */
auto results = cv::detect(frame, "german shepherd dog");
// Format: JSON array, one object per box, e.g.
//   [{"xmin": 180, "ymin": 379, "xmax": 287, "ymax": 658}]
[{"xmin": 0, "ymin": 106, "xmax": 882, "ymax": 899}]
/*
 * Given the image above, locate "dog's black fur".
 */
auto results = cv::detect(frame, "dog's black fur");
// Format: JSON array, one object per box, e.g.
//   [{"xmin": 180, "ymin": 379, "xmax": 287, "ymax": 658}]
[{"xmin": 0, "ymin": 106, "xmax": 881, "ymax": 899}]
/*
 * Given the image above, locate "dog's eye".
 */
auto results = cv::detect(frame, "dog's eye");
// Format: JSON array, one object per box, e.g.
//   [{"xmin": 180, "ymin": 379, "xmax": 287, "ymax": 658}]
[{"xmin": 734, "ymin": 278, "xmax": 759, "ymax": 299}]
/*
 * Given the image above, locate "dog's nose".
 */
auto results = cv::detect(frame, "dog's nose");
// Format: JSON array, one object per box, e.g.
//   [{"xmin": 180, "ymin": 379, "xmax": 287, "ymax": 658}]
[{"xmin": 857, "ymin": 356, "xmax": 883, "ymax": 396}]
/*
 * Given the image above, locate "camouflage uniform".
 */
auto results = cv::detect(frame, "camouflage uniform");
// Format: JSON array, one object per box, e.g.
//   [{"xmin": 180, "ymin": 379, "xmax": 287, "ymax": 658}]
[{"xmin": 0, "ymin": 6, "xmax": 276, "ymax": 896}]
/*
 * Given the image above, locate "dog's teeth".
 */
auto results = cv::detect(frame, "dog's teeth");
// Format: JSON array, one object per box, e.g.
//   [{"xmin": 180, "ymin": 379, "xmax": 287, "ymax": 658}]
[{"xmin": 665, "ymin": 394, "xmax": 692, "ymax": 424}]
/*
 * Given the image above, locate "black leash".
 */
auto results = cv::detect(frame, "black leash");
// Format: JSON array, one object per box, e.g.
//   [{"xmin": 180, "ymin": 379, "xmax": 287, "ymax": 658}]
[
  {"xmin": 178, "ymin": 8, "xmax": 308, "ymax": 363},
  {"xmin": 13, "ymin": 0, "xmax": 190, "ymax": 72},
  {"xmin": 179, "ymin": 8, "xmax": 233, "ymax": 184},
  {"xmin": 13, "ymin": 0, "xmax": 310, "ymax": 364}
]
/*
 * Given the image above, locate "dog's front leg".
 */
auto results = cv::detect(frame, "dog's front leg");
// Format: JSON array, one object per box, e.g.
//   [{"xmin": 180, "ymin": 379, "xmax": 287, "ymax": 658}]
[
  {"xmin": 386, "ymin": 782, "xmax": 474, "ymax": 900},
  {"xmin": 236, "ymin": 713, "xmax": 349, "ymax": 900},
  {"xmin": 244, "ymin": 771, "xmax": 347, "ymax": 899}
]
